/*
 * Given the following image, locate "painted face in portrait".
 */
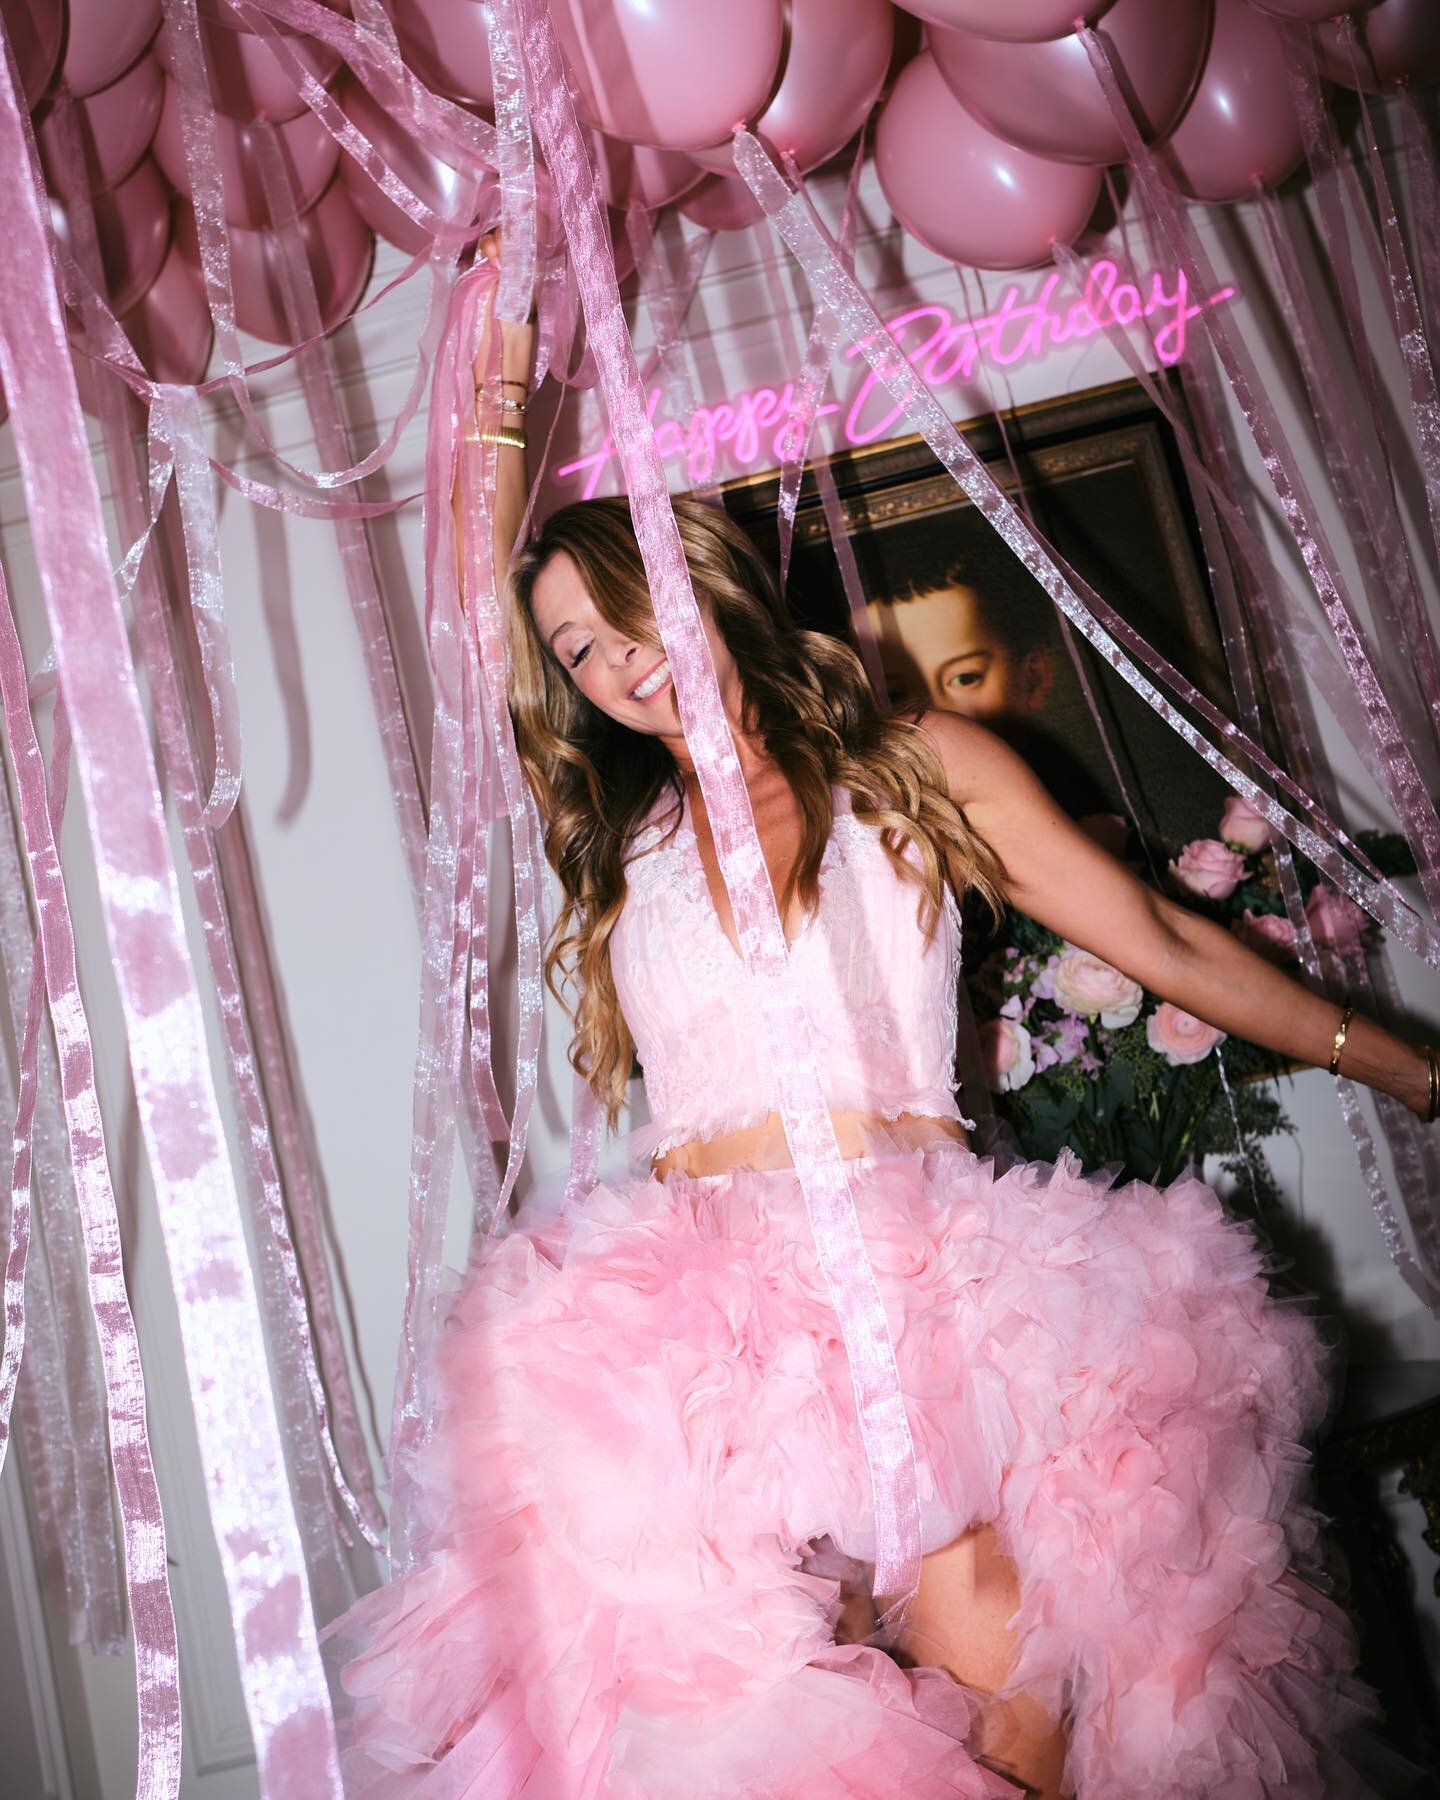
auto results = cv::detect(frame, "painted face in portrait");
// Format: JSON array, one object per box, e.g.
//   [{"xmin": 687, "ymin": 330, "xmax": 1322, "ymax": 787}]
[{"xmin": 865, "ymin": 582, "xmax": 1056, "ymax": 726}]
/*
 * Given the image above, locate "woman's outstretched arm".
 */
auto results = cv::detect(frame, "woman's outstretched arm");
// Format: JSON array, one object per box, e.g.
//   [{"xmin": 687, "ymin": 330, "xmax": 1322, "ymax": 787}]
[
  {"xmin": 921, "ymin": 708, "xmax": 1434, "ymax": 1117},
  {"xmin": 453, "ymin": 232, "xmax": 535, "ymax": 605}
]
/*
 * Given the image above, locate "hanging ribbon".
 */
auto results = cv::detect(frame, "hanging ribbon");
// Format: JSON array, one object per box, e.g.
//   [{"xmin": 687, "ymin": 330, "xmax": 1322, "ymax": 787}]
[
  {"xmin": 113, "ymin": 410, "xmax": 388, "ymax": 1566},
  {"xmin": 1398, "ymin": 89, "xmax": 1440, "ymax": 342},
  {"xmin": 1251, "ymin": 190, "xmax": 1440, "ymax": 789},
  {"xmin": 386, "ymin": 268, "xmax": 501, "ymax": 1571},
  {"xmin": 517, "ymin": 0, "xmax": 925, "ymax": 1622},
  {"xmin": 152, "ymin": 387, "xmax": 245, "ymax": 827},
  {"xmin": 1079, "ymin": 24, "xmax": 1440, "ymax": 928},
  {"xmin": 790, "ymin": 146, "xmax": 888, "ymax": 702},
  {"xmin": 627, "ymin": 203, "xmax": 720, "ymax": 497},
  {"xmin": 733, "ymin": 134, "xmax": 1440, "ymax": 973},
  {"xmin": 57, "ymin": 82, "xmax": 389, "ymax": 1567},
  {"xmin": 1341, "ymin": 23, "xmax": 1440, "ymax": 575},
  {"xmin": 774, "ymin": 143, "xmax": 866, "ymax": 590},
  {"xmin": 1280, "ymin": 26, "xmax": 1440, "ymax": 769},
  {"xmin": 0, "ymin": 580, "xmax": 184, "ymax": 1798},
  {"xmin": 453, "ymin": 273, "xmax": 549, "ymax": 1228},
  {"xmin": 487, "ymin": 0, "xmax": 538, "ymax": 327},
  {"xmin": 161, "ymin": 0, "xmax": 456, "ymax": 500},
  {"xmin": 0, "ymin": 37, "xmax": 342, "ymax": 1792},
  {"xmin": 1125, "ymin": 177, "xmax": 1440, "ymax": 1308},
  {"xmin": 1046, "ymin": 234, "xmax": 1393, "ymax": 803}
]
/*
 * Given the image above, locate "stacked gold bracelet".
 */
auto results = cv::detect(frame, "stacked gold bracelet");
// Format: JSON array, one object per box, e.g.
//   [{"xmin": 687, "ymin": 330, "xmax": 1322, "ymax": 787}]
[{"xmin": 467, "ymin": 378, "xmax": 529, "ymax": 452}]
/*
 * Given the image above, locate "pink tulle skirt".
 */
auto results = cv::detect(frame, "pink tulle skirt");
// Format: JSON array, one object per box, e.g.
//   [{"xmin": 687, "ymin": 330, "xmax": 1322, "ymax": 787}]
[{"xmin": 326, "ymin": 1144, "xmax": 1381, "ymax": 1798}]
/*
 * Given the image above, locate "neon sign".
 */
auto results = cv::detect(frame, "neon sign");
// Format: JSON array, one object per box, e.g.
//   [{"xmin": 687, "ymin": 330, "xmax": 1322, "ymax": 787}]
[{"xmin": 556, "ymin": 259, "xmax": 1236, "ymax": 496}]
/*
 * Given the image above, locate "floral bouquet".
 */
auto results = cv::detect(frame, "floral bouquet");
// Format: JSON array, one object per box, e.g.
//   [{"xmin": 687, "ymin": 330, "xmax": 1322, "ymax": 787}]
[{"xmin": 967, "ymin": 796, "xmax": 1412, "ymax": 1215}]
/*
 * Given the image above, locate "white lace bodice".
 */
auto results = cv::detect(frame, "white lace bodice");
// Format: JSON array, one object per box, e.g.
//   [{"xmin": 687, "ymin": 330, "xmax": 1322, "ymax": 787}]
[{"xmin": 610, "ymin": 789, "xmax": 967, "ymax": 1157}]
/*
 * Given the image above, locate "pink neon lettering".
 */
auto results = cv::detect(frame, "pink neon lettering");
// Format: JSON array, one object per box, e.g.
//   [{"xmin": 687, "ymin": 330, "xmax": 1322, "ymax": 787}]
[{"xmin": 551, "ymin": 259, "xmax": 1239, "ymax": 490}]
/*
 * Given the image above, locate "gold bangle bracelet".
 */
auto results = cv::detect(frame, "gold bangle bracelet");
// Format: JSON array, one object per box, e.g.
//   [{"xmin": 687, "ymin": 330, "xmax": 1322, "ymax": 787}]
[
  {"xmin": 471, "ymin": 427, "xmax": 527, "ymax": 451},
  {"xmin": 1328, "ymin": 1003, "xmax": 1353, "ymax": 1078},
  {"xmin": 1426, "ymin": 1044, "xmax": 1439, "ymax": 1124}
]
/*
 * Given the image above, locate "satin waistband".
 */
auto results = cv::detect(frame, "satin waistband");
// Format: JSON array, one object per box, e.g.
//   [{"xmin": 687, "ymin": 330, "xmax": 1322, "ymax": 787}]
[{"xmin": 652, "ymin": 1110, "xmax": 970, "ymax": 1182}]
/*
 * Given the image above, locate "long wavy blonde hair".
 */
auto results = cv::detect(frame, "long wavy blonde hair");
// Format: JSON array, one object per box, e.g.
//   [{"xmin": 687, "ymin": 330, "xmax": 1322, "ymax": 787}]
[{"xmin": 508, "ymin": 496, "xmax": 1007, "ymax": 1125}]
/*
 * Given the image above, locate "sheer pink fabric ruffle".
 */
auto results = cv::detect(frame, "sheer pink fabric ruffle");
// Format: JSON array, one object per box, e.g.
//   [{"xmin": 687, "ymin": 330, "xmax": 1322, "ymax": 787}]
[{"xmin": 326, "ymin": 1145, "xmax": 1377, "ymax": 1798}]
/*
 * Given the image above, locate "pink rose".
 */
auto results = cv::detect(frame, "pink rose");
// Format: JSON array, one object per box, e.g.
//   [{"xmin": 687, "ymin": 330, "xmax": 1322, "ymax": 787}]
[
  {"xmin": 980, "ymin": 1018, "xmax": 1035, "ymax": 1094},
  {"xmin": 1169, "ymin": 838, "xmax": 1247, "ymax": 901},
  {"xmin": 1304, "ymin": 885, "xmax": 1369, "ymax": 959},
  {"xmin": 1051, "ymin": 946, "xmax": 1144, "ymax": 1028},
  {"xmin": 1219, "ymin": 795, "xmax": 1274, "ymax": 852},
  {"xmin": 1232, "ymin": 908, "xmax": 1297, "ymax": 964},
  {"xmin": 1146, "ymin": 1002, "xmax": 1225, "ymax": 1066},
  {"xmin": 1076, "ymin": 813, "xmax": 1130, "ymax": 859}
]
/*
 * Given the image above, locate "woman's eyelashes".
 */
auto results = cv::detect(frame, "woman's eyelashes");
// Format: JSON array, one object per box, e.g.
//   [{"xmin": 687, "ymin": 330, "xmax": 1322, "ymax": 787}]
[{"xmin": 567, "ymin": 641, "xmax": 592, "ymax": 670}]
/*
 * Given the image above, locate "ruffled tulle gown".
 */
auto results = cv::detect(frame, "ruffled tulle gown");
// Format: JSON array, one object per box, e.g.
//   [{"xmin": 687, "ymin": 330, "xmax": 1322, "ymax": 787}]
[{"xmin": 326, "ymin": 795, "xmax": 1381, "ymax": 1797}]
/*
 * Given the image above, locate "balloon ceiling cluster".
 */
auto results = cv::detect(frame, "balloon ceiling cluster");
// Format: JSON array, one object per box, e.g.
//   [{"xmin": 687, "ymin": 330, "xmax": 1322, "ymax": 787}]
[{"xmin": 4, "ymin": 0, "xmax": 1438, "ymax": 393}]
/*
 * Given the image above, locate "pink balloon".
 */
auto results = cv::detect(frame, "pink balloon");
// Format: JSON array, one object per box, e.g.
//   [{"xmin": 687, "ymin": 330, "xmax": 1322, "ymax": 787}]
[
  {"xmin": 154, "ymin": 15, "xmax": 342, "ymax": 121},
  {"xmin": 932, "ymin": 0, "xmax": 1213, "ymax": 167},
  {"xmin": 336, "ymin": 72, "xmax": 495, "ymax": 254},
  {"xmin": 50, "ymin": 156, "xmax": 172, "ymax": 314},
  {"xmin": 216, "ymin": 178, "xmax": 375, "ymax": 345},
  {"xmin": 124, "ymin": 237, "xmax": 214, "ymax": 383},
  {"xmin": 1315, "ymin": 0, "xmax": 1440, "ymax": 93},
  {"xmin": 153, "ymin": 72, "xmax": 340, "ymax": 228},
  {"xmin": 1247, "ymin": 0, "xmax": 1376, "ymax": 19},
  {"xmin": 549, "ymin": 0, "xmax": 785, "ymax": 151},
  {"xmin": 877, "ymin": 50, "xmax": 1102, "ymax": 269},
  {"xmin": 61, "ymin": 0, "xmax": 160, "ymax": 96},
  {"xmin": 677, "ymin": 171, "xmax": 767, "ymax": 233},
  {"xmin": 39, "ymin": 54, "xmax": 163, "ymax": 194},
  {"xmin": 893, "ymin": 0, "xmax": 1115, "ymax": 40},
  {"xmin": 1162, "ymin": 0, "xmax": 1302, "ymax": 202},
  {"xmin": 591, "ymin": 132, "xmax": 704, "ymax": 210},
  {"xmin": 380, "ymin": 0, "xmax": 494, "ymax": 110},
  {"xmin": 691, "ymin": 0, "xmax": 893, "ymax": 176},
  {"xmin": 1, "ymin": 0, "xmax": 64, "ymax": 108}
]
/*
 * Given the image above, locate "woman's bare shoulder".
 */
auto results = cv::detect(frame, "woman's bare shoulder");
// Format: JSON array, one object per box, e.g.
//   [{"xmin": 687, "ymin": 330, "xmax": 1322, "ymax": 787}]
[{"xmin": 912, "ymin": 708, "xmax": 1038, "ymax": 810}]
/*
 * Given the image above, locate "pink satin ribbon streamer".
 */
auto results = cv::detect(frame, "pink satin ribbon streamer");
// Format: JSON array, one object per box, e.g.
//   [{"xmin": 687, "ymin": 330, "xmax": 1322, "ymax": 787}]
[
  {"xmin": 1280, "ymin": 27, "xmax": 1440, "ymax": 772},
  {"xmin": 774, "ymin": 143, "xmax": 866, "ymax": 593},
  {"xmin": 163, "ymin": 0, "xmax": 447, "ymax": 499},
  {"xmin": 1398, "ymin": 90, "xmax": 1440, "ymax": 343},
  {"xmin": 518, "ymin": 0, "xmax": 925, "ymax": 1621},
  {"xmin": 0, "ymin": 592, "xmax": 183, "ymax": 1796},
  {"xmin": 487, "ymin": 0, "xmax": 538, "ymax": 326},
  {"xmin": 102, "ymin": 385, "xmax": 388, "ymax": 1565},
  {"xmin": 1079, "ymin": 24, "xmax": 1440, "ymax": 930},
  {"xmin": 1343, "ymin": 32, "xmax": 1440, "ymax": 579},
  {"xmin": 1171, "ymin": 309, "xmax": 1440, "ymax": 1308},
  {"xmin": 453, "ymin": 272, "xmax": 548, "ymax": 1225},
  {"xmin": 154, "ymin": 387, "xmax": 245, "ymax": 827},
  {"xmin": 783, "ymin": 146, "xmax": 889, "ymax": 702},
  {"xmin": 628, "ymin": 203, "xmax": 720, "ymax": 498},
  {"xmin": 737, "ymin": 136, "xmax": 1440, "ymax": 954},
  {"xmin": 1046, "ymin": 233, "xmax": 1392, "ymax": 806},
  {"xmin": 388, "ymin": 267, "xmax": 513, "ymax": 1569},
  {"xmin": 0, "ymin": 37, "xmax": 343, "ymax": 1791}
]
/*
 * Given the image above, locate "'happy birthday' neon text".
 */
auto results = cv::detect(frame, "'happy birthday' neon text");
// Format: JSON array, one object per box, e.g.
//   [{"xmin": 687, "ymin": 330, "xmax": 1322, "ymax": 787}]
[{"xmin": 556, "ymin": 259, "xmax": 1236, "ymax": 496}]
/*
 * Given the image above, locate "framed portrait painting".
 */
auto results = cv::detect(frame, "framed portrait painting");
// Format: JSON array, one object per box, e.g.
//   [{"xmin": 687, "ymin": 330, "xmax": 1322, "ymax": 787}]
[{"xmin": 722, "ymin": 378, "xmax": 1235, "ymax": 854}]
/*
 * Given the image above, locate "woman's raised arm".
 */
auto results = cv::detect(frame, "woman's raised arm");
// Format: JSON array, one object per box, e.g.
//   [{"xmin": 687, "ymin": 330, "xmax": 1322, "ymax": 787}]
[
  {"xmin": 921, "ymin": 708, "xmax": 1435, "ymax": 1119},
  {"xmin": 453, "ymin": 232, "xmax": 535, "ymax": 606}
]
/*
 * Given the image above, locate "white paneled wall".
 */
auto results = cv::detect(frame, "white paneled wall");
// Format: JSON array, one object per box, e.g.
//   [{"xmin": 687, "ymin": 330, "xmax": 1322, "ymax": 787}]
[{"xmin": 2, "ymin": 147, "xmax": 1439, "ymax": 1794}]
